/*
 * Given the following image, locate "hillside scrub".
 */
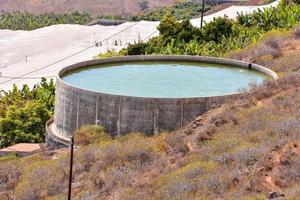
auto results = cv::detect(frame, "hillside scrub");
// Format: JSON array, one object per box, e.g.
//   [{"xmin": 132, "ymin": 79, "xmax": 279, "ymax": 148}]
[
  {"xmin": 2, "ymin": 60, "xmax": 300, "ymax": 199},
  {"xmin": 0, "ymin": 71, "xmax": 300, "ymax": 199},
  {"xmin": 228, "ymin": 25, "xmax": 300, "ymax": 77}
]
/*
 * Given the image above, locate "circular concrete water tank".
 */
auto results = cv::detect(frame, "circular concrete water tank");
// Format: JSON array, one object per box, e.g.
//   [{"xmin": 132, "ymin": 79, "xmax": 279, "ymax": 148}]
[{"xmin": 46, "ymin": 55, "xmax": 278, "ymax": 146}]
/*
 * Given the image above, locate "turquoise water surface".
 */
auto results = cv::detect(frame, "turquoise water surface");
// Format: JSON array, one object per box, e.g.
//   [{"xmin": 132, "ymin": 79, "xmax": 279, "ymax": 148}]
[{"xmin": 62, "ymin": 61, "xmax": 267, "ymax": 98}]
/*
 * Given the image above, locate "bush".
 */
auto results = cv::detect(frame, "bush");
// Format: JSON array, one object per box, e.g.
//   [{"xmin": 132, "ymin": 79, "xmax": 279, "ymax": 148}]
[
  {"xmin": 126, "ymin": 42, "xmax": 148, "ymax": 55},
  {"xmin": 97, "ymin": 49, "xmax": 123, "ymax": 58},
  {"xmin": 233, "ymin": 146, "xmax": 267, "ymax": 167},
  {"xmin": 203, "ymin": 17, "xmax": 234, "ymax": 43},
  {"xmin": 165, "ymin": 132, "xmax": 188, "ymax": 154},
  {"xmin": 0, "ymin": 160, "xmax": 22, "ymax": 191},
  {"xmin": 15, "ymin": 160, "xmax": 68, "ymax": 200},
  {"xmin": 157, "ymin": 12, "xmax": 180, "ymax": 44},
  {"xmin": 75, "ymin": 125, "xmax": 110, "ymax": 145}
]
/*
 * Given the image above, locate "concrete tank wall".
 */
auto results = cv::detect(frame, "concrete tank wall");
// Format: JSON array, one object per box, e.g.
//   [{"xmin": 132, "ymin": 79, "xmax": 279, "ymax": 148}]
[{"xmin": 50, "ymin": 55, "xmax": 278, "ymax": 139}]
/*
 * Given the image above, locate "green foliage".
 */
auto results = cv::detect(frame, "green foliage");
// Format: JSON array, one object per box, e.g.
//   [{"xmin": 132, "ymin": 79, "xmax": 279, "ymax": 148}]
[
  {"xmin": 157, "ymin": 12, "xmax": 180, "ymax": 44},
  {"xmin": 131, "ymin": 1, "xmax": 210, "ymax": 21},
  {"xmin": 156, "ymin": 13, "xmax": 202, "ymax": 49},
  {"xmin": 126, "ymin": 42, "xmax": 148, "ymax": 55},
  {"xmin": 0, "ymin": 11, "xmax": 92, "ymax": 30},
  {"xmin": 97, "ymin": 49, "xmax": 124, "ymax": 58},
  {"xmin": 237, "ymin": 2, "xmax": 300, "ymax": 31},
  {"xmin": 203, "ymin": 17, "xmax": 234, "ymax": 43},
  {"xmin": 0, "ymin": 78, "xmax": 55, "ymax": 148},
  {"xmin": 124, "ymin": 2, "xmax": 300, "ymax": 57}
]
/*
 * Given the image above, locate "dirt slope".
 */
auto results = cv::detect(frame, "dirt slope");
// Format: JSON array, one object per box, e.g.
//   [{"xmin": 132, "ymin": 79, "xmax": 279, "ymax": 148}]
[{"xmin": 0, "ymin": 0, "xmax": 180, "ymax": 16}]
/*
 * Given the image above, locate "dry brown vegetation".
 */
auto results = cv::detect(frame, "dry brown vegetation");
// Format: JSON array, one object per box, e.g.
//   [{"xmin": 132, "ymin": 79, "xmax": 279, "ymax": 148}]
[
  {"xmin": 227, "ymin": 25, "xmax": 300, "ymax": 77},
  {"xmin": 0, "ymin": 0, "xmax": 180, "ymax": 17},
  {"xmin": 1, "ymin": 21, "xmax": 300, "ymax": 200}
]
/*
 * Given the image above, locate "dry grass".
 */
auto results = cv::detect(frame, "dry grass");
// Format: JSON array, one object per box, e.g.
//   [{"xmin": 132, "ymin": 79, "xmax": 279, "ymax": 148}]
[
  {"xmin": 1, "ymin": 82, "xmax": 300, "ymax": 199},
  {"xmin": 228, "ymin": 26, "xmax": 300, "ymax": 78},
  {"xmin": 1, "ymin": 23, "xmax": 300, "ymax": 200}
]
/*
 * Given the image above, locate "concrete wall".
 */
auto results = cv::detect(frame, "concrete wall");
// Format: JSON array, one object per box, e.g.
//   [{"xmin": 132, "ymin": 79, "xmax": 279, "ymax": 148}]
[
  {"xmin": 51, "ymin": 55, "xmax": 278, "ymax": 139},
  {"xmin": 87, "ymin": 19, "xmax": 126, "ymax": 26}
]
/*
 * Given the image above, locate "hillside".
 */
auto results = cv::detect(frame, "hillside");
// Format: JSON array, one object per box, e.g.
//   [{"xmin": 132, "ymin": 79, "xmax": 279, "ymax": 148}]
[
  {"xmin": 1, "ymin": 21, "xmax": 300, "ymax": 200},
  {"xmin": 1, "ymin": 1, "xmax": 300, "ymax": 199},
  {"xmin": 0, "ymin": 0, "xmax": 180, "ymax": 17}
]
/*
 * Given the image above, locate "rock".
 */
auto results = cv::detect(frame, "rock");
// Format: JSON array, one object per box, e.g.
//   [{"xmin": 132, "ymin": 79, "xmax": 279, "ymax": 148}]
[
  {"xmin": 195, "ymin": 122, "xmax": 202, "ymax": 126},
  {"xmin": 195, "ymin": 117, "xmax": 203, "ymax": 122},
  {"xmin": 268, "ymin": 191, "xmax": 285, "ymax": 199}
]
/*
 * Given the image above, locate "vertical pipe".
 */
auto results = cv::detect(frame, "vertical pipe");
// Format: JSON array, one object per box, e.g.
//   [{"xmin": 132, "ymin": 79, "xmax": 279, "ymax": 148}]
[
  {"xmin": 68, "ymin": 136, "xmax": 74, "ymax": 200},
  {"xmin": 200, "ymin": 0, "xmax": 205, "ymax": 29}
]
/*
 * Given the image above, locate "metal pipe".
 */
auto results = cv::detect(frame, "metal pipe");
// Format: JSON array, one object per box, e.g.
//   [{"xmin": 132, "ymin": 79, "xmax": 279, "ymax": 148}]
[
  {"xmin": 201, "ymin": 0, "xmax": 206, "ymax": 29},
  {"xmin": 68, "ymin": 136, "xmax": 74, "ymax": 200}
]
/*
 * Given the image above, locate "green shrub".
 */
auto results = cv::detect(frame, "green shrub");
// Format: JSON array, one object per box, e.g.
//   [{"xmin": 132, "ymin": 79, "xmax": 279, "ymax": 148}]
[
  {"xmin": 203, "ymin": 17, "xmax": 234, "ymax": 43},
  {"xmin": 126, "ymin": 42, "xmax": 148, "ymax": 55}
]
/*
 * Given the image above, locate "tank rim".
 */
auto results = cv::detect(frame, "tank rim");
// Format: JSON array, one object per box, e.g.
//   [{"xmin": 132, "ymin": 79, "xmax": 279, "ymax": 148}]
[{"xmin": 57, "ymin": 55, "xmax": 278, "ymax": 100}]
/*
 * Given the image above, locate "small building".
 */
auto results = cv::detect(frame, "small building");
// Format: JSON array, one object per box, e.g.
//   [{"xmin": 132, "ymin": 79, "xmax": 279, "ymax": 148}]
[{"xmin": 0, "ymin": 143, "xmax": 42, "ymax": 157}]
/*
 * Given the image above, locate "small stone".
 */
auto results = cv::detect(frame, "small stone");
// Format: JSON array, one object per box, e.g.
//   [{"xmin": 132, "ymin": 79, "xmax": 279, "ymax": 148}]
[
  {"xmin": 195, "ymin": 117, "xmax": 203, "ymax": 122},
  {"xmin": 268, "ymin": 191, "xmax": 285, "ymax": 199},
  {"xmin": 195, "ymin": 122, "xmax": 202, "ymax": 126}
]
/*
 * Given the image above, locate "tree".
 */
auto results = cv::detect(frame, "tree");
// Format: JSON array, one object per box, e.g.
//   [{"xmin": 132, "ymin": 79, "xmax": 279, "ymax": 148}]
[
  {"xmin": 157, "ymin": 12, "xmax": 180, "ymax": 44},
  {"xmin": 203, "ymin": 17, "xmax": 234, "ymax": 43},
  {"xmin": 0, "ymin": 79, "xmax": 55, "ymax": 148},
  {"xmin": 177, "ymin": 19, "xmax": 202, "ymax": 43}
]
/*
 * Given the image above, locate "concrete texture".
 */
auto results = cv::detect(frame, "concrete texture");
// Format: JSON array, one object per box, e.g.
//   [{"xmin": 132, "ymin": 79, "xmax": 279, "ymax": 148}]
[
  {"xmin": 0, "ymin": 143, "xmax": 42, "ymax": 157},
  {"xmin": 47, "ymin": 55, "xmax": 278, "ymax": 145},
  {"xmin": 0, "ymin": 1, "xmax": 279, "ymax": 91}
]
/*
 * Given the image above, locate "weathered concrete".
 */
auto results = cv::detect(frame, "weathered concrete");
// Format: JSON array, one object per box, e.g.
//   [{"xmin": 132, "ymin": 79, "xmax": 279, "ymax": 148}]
[{"xmin": 47, "ymin": 55, "xmax": 278, "ymax": 146}]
